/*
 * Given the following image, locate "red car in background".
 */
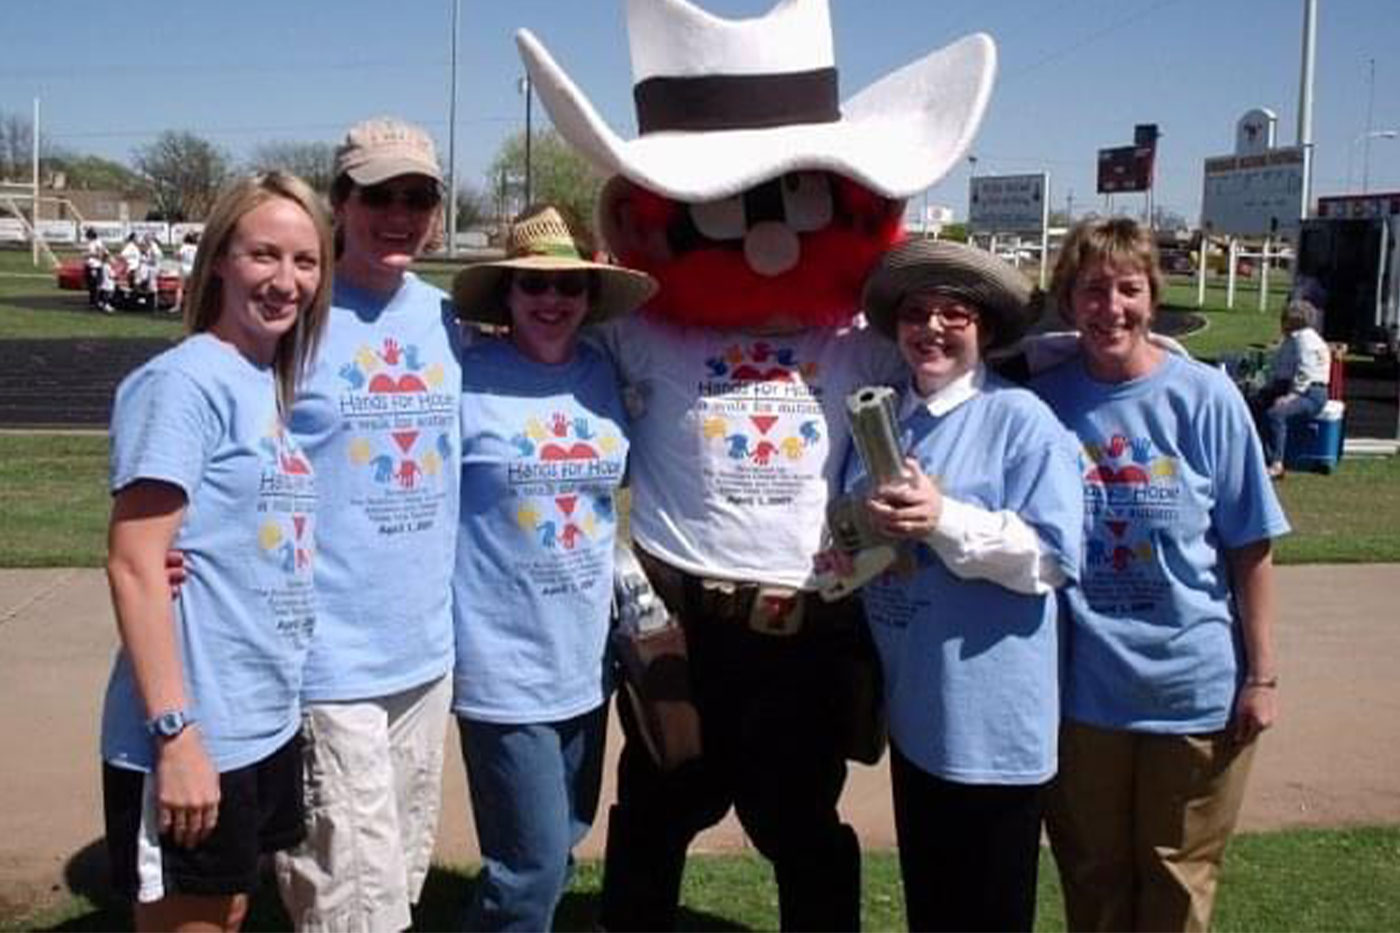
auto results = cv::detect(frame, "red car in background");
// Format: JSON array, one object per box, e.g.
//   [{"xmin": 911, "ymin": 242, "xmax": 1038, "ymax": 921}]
[{"xmin": 55, "ymin": 255, "xmax": 181, "ymax": 311}]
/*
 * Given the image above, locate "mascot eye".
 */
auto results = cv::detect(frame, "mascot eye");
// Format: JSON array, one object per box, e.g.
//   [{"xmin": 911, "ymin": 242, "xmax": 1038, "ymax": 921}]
[
  {"xmin": 689, "ymin": 195, "xmax": 747, "ymax": 241},
  {"xmin": 780, "ymin": 172, "xmax": 834, "ymax": 233}
]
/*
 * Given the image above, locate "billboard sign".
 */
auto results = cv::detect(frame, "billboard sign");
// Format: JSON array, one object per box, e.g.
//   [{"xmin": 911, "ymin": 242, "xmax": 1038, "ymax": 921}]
[
  {"xmin": 968, "ymin": 173, "xmax": 1049, "ymax": 233},
  {"xmin": 1201, "ymin": 146, "xmax": 1305, "ymax": 238},
  {"xmin": 1316, "ymin": 192, "xmax": 1400, "ymax": 220},
  {"xmin": 1097, "ymin": 145, "xmax": 1155, "ymax": 193},
  {"xmin": 35, "ymin": 219, "xmax": 77, "ymax": 243}
]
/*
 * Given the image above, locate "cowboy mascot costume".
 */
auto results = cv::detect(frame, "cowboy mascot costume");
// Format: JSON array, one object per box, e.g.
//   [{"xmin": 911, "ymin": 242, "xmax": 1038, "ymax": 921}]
[{"xmin": 517, "ymin": 1, "xmax": 996, "ymax": 927}]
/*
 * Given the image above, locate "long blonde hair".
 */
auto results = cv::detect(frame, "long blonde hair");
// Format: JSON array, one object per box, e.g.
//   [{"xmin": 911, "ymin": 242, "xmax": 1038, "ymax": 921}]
[{"xmin": 182, "ymin": 171, "xmax": 334, "ymax": 412}]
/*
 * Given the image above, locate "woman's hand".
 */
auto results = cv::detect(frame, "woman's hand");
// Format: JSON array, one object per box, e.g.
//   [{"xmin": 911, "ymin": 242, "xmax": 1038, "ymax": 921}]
[
  {"xmin": 865, "ymin": 458, "xmax": 942, "ymax": 540},
  {"xmin": 155, "ymin": 727, "xmax": 221, "ymax": 849},
  {"xmin": 1232, "ymin": 682, "xmax": 1277, "ymax": 745}
]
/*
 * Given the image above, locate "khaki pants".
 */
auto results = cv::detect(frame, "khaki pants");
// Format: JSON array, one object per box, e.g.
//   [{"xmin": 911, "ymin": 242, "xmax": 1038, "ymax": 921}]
[
  {"xmin": 1045, "ymin": 720, "xmax": 1257, "ymax": 932},
  {"xmin": 275, "ymin": 675, "xmax": 452, "ymax": 933}
]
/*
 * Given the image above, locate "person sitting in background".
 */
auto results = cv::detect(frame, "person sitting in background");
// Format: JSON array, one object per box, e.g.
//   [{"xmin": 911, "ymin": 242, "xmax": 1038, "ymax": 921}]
[{"xmin": 1256, "ymin": 298, "xmax": 1331, "ymax": 479}]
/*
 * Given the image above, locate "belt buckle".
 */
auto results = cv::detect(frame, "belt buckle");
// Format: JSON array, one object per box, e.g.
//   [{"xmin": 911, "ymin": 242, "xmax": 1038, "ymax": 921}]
[{"xmin": 748, "ymin": 585, "xmax": 804, "ymax": 636}]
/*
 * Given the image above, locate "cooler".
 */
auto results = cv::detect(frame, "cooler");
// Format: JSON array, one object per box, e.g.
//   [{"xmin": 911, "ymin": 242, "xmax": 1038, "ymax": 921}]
[{"xmin": 1284, "ymin": 400, "xmax": 1345, "ymax": 474}]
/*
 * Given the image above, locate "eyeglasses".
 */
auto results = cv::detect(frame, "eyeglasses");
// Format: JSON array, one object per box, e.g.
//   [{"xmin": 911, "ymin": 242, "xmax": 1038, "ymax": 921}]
[
  {"xmin": 895, "ymin": 303, "xmax": 978, "ymax": 330},
  {"xmin": 357, "ymin": 183, "xmax": 442, "ymax": 212},
  {"xmin": 515, "ymin": 271, "xmax": 589, "ymax": 298}
]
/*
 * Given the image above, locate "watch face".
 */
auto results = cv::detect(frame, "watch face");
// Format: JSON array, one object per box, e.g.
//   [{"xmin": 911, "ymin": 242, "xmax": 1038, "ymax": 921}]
[{"xmin": 151, "ymin": 710, "xmax": 188, "ymax": 737}]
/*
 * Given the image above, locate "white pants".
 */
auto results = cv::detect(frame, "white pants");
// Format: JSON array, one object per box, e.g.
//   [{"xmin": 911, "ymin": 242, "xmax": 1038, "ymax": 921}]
[{"xmin": 275, "ymin": 674, "xmax": 452, "ymax": 932}]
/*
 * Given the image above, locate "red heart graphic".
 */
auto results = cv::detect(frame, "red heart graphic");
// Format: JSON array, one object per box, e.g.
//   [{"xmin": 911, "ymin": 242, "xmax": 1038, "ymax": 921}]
[
  {"xmin": 556, "ymin": 495, "xmax": 578, "ymax": 516},
  {"xmin": 750, "ymin": 415, "xmax": 779, "ymax": 435},
  {"xmin": 293, "ymin": 515, "xmax": 306, "ymax": 540}
]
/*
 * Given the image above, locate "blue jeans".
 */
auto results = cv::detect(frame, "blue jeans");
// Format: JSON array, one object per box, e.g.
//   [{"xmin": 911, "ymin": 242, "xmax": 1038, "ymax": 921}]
[
  {"xmin": 458, "ymin": 705, "xmax": 608, "ymax": 931},
  {"xmin": 1264, "ymin": 384, "xmax": 1327, "ymax": 465}
]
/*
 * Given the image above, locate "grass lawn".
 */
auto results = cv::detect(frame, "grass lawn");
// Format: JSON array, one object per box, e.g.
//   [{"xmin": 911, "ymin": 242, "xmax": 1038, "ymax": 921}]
[
  {"xmin": 0, "ymin": 247, "xmax": 184, "ymax": 340},
  {"xmin": 7, "ymin": 825, "xmax": 1398, "ymax": 931},
  {"xmin": 2, "ymin": 431, "xmax": 1399, "ymax": 567},
  {"xmin": 0, "ymin": 434, "xmax": 110, "ymax": 567}
]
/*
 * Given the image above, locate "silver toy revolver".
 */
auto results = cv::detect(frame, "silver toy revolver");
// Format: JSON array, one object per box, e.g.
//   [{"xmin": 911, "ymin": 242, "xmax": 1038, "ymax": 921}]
[{"xmin": 817, "ymin": 385, "xmax": 906, "ymax": 601}]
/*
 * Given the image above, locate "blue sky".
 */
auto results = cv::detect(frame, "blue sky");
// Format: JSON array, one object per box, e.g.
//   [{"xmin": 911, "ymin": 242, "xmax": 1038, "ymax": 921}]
[{"xmin": 4, "ymin": 0, "xmax": 1398, "ymax": 223}]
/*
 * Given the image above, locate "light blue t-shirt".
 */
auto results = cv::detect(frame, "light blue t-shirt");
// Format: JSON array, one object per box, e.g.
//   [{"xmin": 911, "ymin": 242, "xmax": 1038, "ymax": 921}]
[
  {"xmin": 291, "ymin": 273, "xmax": 463, "ymax": 702},
  {"xmin": 850, "ymin": 373, "xmax": 1082, "ymax": 784},
  {"xmin": 102, "ymin": 334, "xmax": 317, "ymax": 772},
  {"xmin": 452, "ymin": 338, "xmax": 628, "ymax": 723},
  {"xmin": 1032, "ymin": 353, "xmax": 1290, "ymax": 733}
]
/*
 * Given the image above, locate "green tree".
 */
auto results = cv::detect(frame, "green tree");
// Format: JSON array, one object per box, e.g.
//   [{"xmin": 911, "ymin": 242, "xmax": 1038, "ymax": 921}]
[
  {"xmin": 247, "ymin": 141, "xmax": 338, "ymax": 193},
  {"xmin": 486, "ymin": 128, "xmax": 605, "ymax": 237},
  {"xmin": 0, "ymin": 110, "xmax": 66, "ymax": 182},
  {"xmin": 453, "ymin": 181, "xmax": 490, "ymax": 232},
  {"xmin": 49, "ymin": 154, "xmax": 143, "ymax": 193},
  {"xmin": 132, "ymin": 131, "xmax": 233, "ymax": 221}
]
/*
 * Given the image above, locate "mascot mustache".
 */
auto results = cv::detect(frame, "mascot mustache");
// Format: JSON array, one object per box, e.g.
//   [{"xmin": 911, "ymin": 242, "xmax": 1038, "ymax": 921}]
[{"xmin": 599, "ymin": 173, "xmax": 905, "ymax": 330}]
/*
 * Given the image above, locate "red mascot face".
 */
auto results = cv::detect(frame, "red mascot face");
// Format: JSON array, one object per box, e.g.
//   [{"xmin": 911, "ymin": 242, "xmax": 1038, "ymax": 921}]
[{"xmin": 599, "ymin": 171, "xmax": 904, "ymax": 331}]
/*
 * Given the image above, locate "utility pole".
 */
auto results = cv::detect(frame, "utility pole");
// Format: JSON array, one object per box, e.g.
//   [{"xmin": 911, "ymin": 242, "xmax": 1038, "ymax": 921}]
[
  {"xmin": 523, "ymin": 76, "xmax": 533, "ymax": 209},
  {"xmin": 32, "ymin": 98, "xmax": 40, "ymax": 265},
  {"xmin": 1362, "ymin": 58, "xmax": 1378, "ymax": 193},
  {"xmin": 1297, "ymin": 0, "xmax": 1317, "ymax": 217},
  {"xmin": 446, "ymin": 0, "xmax": 459, "ymax": 257}
]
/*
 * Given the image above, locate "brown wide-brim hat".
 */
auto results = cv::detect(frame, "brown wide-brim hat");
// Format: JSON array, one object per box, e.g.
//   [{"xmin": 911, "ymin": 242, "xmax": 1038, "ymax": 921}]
[
  {"xmin": 453, "ymin": 206, "xmax": 656, "ymax": 325},
  {"xmin": 862, "ymin": 239, "xmax": 1038, "ymax": 350}
]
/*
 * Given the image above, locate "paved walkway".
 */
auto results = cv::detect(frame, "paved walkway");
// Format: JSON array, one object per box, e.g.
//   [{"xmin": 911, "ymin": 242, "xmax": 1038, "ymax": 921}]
[{"xmin": 2, "ymin": 564, "xmax": 1398, "ymax": 914}]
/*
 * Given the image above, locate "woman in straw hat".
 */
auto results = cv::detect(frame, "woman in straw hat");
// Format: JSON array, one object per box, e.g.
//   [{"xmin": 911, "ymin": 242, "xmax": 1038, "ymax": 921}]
[
  {"xmin": 1030, "ymin": 218, "xmax": 1286, "ymax": 932},
  {"xmin": 449, "ymin": 204, "xmax": 655, "ymax": 931},
  {"xmin": 839, "ymin": 238, "xmax": 1082, "ymax": 931}
]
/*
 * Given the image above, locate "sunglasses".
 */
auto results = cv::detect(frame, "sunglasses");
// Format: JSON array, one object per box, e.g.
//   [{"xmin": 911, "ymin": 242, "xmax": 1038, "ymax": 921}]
[
  {"xmin": 895, "ymin": 304, "xmax": 978, "ymax": 330},
  {"xmin": 357, "ymin": 183, "xmax": 442, "ymax": 212},
  {"xmin": 515, "ymin": 271, "xmax": 589, "ymax": 298}
]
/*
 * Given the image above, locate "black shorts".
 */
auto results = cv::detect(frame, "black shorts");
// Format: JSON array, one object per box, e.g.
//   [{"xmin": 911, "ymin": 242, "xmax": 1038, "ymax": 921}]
[{"xmin": 103, "ymin": 732, "xmax": 305, "ymax": 902}]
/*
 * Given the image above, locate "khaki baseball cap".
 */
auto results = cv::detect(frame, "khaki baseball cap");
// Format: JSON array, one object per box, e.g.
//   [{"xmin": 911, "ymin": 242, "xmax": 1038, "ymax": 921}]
[{"xmin": 335, "ymin": 117, "xmax": 442, "ymax": 187}]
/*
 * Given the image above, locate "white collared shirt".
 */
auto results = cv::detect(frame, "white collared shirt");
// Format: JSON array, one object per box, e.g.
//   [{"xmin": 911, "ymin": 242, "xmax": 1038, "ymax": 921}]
[{"xmin": 904, "ymin": 364, "xmax": 1067, "ymax": 595}]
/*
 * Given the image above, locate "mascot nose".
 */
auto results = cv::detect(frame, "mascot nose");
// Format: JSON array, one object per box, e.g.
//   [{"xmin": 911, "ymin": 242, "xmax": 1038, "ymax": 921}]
[{"xmin": 743, "ymin": 222, "xmax": 801, "ymax": 277}]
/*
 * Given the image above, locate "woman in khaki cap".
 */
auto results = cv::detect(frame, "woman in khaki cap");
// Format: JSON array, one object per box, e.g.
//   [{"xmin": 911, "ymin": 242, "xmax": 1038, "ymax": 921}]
[{"xmin": 271, "ymin": 117, "xmax": 464, "ymax": 933}]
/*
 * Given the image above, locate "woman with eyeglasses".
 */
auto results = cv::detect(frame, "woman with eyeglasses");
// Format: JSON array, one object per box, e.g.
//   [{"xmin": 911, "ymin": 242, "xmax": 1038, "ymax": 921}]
[
  {"xmin": 447, "ymin": 204, "xmax": 655, "ymax": 931},
  {"xmin": 268, "ymin": 117, "xmax": 465, "ymax": 932},
  {"xmin": 835, "ymin": 239, "xmax": 1082, "ymax": 931}
]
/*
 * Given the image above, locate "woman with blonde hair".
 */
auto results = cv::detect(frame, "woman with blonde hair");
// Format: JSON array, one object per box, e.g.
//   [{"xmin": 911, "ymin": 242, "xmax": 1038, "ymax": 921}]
[
  {"xmin": 1031, "ymin": 217, "xmax": 1288, "ymax": 932},
  {"xmin": 101, "ymin": 171, "xmax": 332, "ymax": 931}
]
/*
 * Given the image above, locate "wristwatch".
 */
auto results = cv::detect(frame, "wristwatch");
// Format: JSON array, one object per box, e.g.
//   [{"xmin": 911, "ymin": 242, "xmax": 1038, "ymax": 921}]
[{"xmin": 146, "ymin": 709, "xmax": 196, "ymax": 739}]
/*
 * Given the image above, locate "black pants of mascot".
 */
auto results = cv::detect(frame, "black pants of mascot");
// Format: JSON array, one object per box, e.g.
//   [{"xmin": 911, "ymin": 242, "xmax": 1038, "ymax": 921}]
[{"xmin": 600, "ymin": 567, "xmax": 864, "ymax": 931}]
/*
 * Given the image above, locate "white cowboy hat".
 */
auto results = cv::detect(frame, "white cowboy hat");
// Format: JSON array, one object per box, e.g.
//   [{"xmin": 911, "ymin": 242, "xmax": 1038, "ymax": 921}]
[{"xmin": 517, "ymin": 0, "xmax": 996, "ymax": 203}]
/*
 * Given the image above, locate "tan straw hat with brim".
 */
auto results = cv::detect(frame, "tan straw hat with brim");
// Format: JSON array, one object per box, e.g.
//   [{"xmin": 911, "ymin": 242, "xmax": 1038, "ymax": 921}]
[
  {"xmin": 453, "ymin": 205, "xmax": 657, "ymax": 325},
  {"xmin": 862, "ymin": 239, "xmax": 1039, "ymax": 351}
]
